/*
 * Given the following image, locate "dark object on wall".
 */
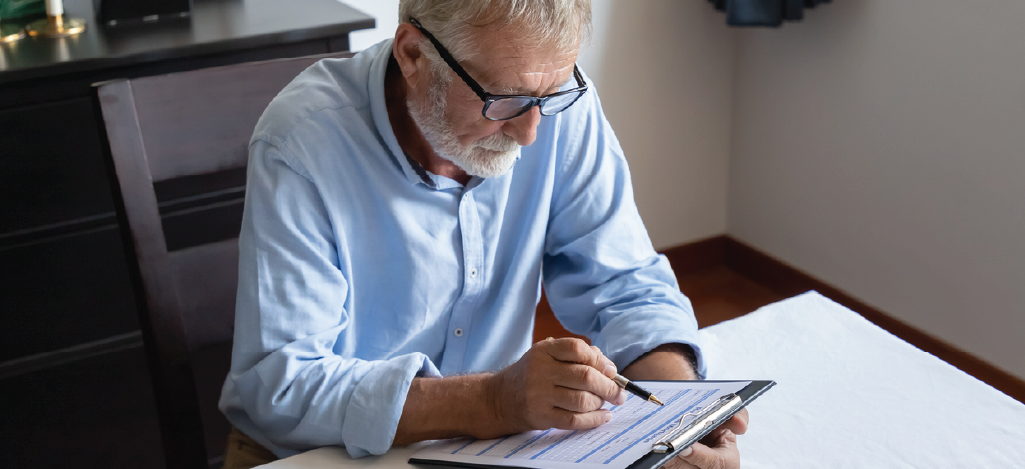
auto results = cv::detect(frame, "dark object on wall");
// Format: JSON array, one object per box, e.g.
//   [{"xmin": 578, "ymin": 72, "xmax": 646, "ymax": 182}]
[
  {"xmin": 92, "ymin": 0, "xmax": 191, "ymax": 26},
  {"xmin": 707, "ymin": 0, "xmax": 831, "ymax": 27},
  {"xmin": 93, "ymin": 52, "xmax": 355, "ymax": 469}
]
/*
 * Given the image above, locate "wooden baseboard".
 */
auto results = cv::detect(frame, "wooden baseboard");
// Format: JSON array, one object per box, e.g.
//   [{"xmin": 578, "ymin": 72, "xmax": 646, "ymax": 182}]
[
  {"xmin": 659, "ymin": 235, "xmax": 728, "ymax": 274},
  {"xmin": 666, "ymin": 235, "xmax": 1025, "ymax": 403},
  {"xmin": 539, "ymin": 234, "xmax": 1025, "ymax": 403}
]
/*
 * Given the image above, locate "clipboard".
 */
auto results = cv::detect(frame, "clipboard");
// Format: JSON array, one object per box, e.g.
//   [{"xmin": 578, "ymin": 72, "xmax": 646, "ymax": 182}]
[
  {"xmin": 624, "ymin": 380, "xmax": 775, "ymax": 469},
  {"xmin": 409, "ymin": 380, "xmax": 775, "ymax": 469}
]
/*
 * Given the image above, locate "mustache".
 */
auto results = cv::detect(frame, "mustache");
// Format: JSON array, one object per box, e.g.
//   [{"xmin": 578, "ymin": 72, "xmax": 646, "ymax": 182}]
[{"xmin": 474, "ymin": 132, "xmax": 520, "ymax": 152}]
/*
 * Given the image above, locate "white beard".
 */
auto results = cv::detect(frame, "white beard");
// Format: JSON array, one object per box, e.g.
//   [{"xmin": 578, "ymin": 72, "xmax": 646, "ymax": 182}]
[{"xmin": 406, "ymin": 80, "xmax": 521, "ymax": 179}]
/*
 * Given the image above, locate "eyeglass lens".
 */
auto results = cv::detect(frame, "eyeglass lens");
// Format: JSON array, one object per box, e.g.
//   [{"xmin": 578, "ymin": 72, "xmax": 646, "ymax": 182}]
[
  {"xmin": 484, "ymin": 92, "xmax": 583, "ymax": 120},
  {"xmin": 485, "ymin": 97, "xmax": 535, "ymax": 120},
  {"xmin": 540, "ymin": 93, "xmax": 581, "ymax": 115}
]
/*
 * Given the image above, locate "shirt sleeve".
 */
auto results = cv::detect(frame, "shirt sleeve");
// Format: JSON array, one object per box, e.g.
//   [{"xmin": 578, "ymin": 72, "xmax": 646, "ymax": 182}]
[
  {"xmin": 223, "ymin": 139, "xmax": 442, "ymax": 458},
  {"xmin": 541, "ymin": 83, "xmax": 707, "ymax": 379}
]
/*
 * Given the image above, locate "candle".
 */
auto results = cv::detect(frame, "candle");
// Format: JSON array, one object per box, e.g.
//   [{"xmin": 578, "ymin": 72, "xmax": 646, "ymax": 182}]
[{"xmin": 46, "ymin": 0, "xmax": 64, "ymax": 16}]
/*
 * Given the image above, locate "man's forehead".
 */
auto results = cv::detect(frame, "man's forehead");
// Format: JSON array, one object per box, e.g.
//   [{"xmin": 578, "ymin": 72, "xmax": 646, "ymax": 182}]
[
  {"xmin": 448, "ymin": 21, "xmax": 582, "ymax": 94},
  {"xmin": 468, "ymin": 48, "xmax": 579, "ymax": 95}
]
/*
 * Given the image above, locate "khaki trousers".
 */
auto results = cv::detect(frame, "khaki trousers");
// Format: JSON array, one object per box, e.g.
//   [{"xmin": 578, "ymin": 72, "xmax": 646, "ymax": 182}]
[{"xmin": 222, "ymin": 427, "xmax": 278, "ymax": 469}]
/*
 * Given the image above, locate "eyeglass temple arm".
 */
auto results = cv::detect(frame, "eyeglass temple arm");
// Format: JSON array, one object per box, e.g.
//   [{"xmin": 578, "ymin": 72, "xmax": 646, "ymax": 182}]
[{"xmin": 408, "ymin": 18, "xmax": 490, "ymax": 101}]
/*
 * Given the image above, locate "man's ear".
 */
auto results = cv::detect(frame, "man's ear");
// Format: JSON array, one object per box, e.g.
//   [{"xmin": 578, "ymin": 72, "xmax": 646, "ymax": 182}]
[{"xmin": 393, "ymin": 22, "xmax": 428, "ymax": 89}]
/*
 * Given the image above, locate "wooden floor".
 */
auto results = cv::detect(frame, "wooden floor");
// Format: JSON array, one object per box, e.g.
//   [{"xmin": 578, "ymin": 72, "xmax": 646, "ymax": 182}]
[{"xmin": 676, "ymin": 264, "xmax": 787, "ymax": 328}]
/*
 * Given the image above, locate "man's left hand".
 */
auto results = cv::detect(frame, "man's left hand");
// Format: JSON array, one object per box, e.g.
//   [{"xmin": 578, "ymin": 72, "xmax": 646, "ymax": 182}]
[
  {"xmin": 663, "ymin": 408, "xmax": 749, "ymax": 469},
  {"xmin": 621, "ymin": 343, "xmax": 749, "ymax": 469}
]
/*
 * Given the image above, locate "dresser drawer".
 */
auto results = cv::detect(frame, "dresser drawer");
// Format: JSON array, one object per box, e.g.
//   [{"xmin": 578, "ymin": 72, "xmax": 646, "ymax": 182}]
[
  {"xmin": 0, "ymin": 346, "xmax": 164, "ymax": 469},
  {"xmin": 0, "ymin": 224, "xmax": 138, "ymax": 361},
  {"xmin": 0, "ymin": 97, "xmax": 114, "ymax": 235}
]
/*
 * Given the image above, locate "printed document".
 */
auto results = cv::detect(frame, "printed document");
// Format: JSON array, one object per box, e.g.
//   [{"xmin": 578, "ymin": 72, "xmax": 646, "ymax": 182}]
[{"xmin": 410, "ymin": 381, "xmax": 751, "ymax": 469}]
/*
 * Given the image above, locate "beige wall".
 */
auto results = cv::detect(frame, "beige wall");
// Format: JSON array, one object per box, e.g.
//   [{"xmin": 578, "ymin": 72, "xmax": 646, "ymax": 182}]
[
  {"xmin": 339, "ymin": 0, "xmax": 736, "ymax": 251},
  {"xmin": 340, "ymin": 1, "xmax": 1025, "ymax": 379},
  {"xmin": 582, "ymin": 0, "xmax": 734, "ymax": 249},
  {"xmin": 729, "ymin": 0, "xmax": 1025, "ymax": 380}
]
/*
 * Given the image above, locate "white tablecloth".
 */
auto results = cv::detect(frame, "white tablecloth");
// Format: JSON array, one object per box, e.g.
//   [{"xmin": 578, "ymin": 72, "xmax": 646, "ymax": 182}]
[{"xmin": 262, "ymin": 292, "xmax": 1025, "ymax": 469}]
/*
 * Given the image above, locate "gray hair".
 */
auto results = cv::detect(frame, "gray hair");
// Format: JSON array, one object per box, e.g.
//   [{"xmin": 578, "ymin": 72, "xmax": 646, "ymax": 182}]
[{"xmin": 399, "ymin": 0, "xmax": 592, "ymax": 73}]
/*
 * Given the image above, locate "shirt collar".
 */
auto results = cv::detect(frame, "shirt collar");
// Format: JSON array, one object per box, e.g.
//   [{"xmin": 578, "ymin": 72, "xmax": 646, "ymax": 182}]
[
  {"xmin": 367, "ymin": 39, "xmax": 470, "ymax": 191},
  {"xmin": 367, "ymin": 39, "xmax": 431, "ymax": 188},
  {"xmin": 403, "ymin": 152, "xmax": 437, "ymax": 189}
]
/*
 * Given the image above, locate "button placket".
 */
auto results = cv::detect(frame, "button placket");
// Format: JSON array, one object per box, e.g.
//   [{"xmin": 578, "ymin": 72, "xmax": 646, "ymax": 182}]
[{"xmin": 440, "ymin": 190, "xmax": 484, "ymax": 372}]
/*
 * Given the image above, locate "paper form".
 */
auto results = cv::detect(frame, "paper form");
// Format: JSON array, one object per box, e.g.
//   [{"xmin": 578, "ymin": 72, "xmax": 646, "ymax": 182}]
[{"xmin": 409, "ymin": 381, "xmax": 751, "ymax": 469}]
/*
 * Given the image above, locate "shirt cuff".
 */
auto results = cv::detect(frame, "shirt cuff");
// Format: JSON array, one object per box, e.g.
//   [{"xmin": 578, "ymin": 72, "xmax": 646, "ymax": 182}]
[
  {"xmin": 341, "ymin": 353, "xmax": 441, "ymax": 457},
  {"xmin": 596, "ymin": 309, "xmax": 707, "ymax": 380}
]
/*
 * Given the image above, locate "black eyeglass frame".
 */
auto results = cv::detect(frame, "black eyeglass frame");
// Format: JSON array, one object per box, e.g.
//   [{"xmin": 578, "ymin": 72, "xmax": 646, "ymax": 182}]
[{"xmin": 409, "ymin": 17, "xmax": 589, "ymax": 121}]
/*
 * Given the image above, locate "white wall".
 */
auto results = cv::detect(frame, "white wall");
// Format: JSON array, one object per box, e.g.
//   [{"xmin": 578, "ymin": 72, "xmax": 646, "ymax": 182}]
[
  {"xmin": 336, "ymin": 0, "xmax": 735, "ymax": 250},
  {"xmin": 337, "ymin": 0, "xmax": 400, "ymax": 51},
  {"xmin": 729, "ymin": 0, "xmax": 1025, "ymax": 380}
]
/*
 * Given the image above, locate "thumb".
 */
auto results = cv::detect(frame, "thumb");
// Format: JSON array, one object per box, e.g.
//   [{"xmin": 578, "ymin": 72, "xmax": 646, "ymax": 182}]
[
  {"xmin": 676, "ymin": 443, "xmax": 715, "ymax": 468},
  {"xmin": 677, "ymin": 434, "xmax": 736, "ymax": 469}
]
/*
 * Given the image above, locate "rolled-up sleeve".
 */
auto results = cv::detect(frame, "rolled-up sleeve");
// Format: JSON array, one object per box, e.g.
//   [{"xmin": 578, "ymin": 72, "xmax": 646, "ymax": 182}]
[
  {"xmin": 541, "ymin": 86, "xmax": 706, "ymax": 379},
  {"xmin": 221, "ymin": 140, "xmax": 441, "ymax": 458}
]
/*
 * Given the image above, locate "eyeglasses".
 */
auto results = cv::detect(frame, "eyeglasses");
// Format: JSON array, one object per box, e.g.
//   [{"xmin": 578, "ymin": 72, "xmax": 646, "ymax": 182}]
[{"xmin": 409, "ymin": 17, "xmax": 588, "ymax": 121}]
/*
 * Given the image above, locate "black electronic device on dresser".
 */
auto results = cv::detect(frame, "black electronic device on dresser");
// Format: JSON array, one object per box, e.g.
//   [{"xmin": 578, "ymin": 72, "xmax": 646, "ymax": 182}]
[
  {"xmin": 0, "ymin": 0, "xmax": 373, "ymax": 467},
  {"xmin": 93, "ymin": 0, "xmax": 192, "ymax": 25}
]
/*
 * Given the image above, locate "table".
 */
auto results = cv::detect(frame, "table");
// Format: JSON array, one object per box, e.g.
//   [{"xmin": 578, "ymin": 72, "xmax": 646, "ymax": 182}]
[
  {"xmin": 0, "ymin": 0, "xmax": 374, "ymax": 84},
  {"xmin": 261, "ymin": 292, "xmax": 1025, "ymax": 468}
]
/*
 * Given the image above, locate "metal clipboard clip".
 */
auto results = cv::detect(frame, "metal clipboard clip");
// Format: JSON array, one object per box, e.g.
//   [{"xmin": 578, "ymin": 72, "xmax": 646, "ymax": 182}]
[{"xmin": 651, "ymin": 393, "xmax": 743, "ymax": 454}]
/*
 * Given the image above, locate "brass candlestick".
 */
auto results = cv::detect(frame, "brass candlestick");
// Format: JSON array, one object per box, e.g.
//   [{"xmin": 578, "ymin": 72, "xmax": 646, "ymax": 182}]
[
  {"xmin": 26, "ymin": 0, "xmax": 85, "ymax": 38},
  {"xmin": 1, "ymin": 24, "xmax": 26, "ymax": 43},
  {"xmin": 26, "ymin": 14, "xmax": 85, "ymax": 38},
  {"xmin": 0, "ymin": 13, "xmax": 26, "ymax": 43}
]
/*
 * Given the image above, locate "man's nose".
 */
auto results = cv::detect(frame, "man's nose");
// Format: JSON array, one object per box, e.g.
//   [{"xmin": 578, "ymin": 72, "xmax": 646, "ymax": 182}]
[{"xmin": 501, "ymin": 106, "xmax": 541, "ymax": 147}]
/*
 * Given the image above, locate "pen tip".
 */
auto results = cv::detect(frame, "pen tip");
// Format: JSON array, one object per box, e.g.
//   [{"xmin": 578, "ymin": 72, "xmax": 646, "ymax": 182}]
[{"xmin": 651, "ymin": 396, "xmax": 664, "ymax": 406}]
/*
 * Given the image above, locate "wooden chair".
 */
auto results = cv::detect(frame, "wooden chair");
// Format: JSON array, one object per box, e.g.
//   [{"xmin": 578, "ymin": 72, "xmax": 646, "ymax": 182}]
[{"xmin": 93, "ymin": 52, "xmax": 353, "ymax": 469}]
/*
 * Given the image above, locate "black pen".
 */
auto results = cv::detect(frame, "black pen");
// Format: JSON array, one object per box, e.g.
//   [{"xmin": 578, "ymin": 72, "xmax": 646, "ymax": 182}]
[{"xmin": 611, "ymin": 374, "xmax": 664, "ymax": 406}]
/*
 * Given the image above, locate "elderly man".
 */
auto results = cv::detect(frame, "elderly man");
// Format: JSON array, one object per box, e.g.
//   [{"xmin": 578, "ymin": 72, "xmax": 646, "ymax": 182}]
[{"xmin": 219, "ymin": 1, "xmax": 748, "ymax": 468}]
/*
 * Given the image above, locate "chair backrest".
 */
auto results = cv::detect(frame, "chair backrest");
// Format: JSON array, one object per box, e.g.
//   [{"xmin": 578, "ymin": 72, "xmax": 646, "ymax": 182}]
[{"xmin": 93, "ymin": 52, "xmax": 353, "ymax": 469}]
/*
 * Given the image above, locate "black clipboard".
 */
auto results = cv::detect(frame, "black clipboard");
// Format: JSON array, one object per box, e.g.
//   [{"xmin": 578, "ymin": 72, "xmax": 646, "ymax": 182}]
[
  {"xmin": 624, "ymin": 380, "xmax": 775, "ymax": 469},
  {"xmin": 409, "ymin": 380, "xmax": 775, "ymax": 469}
]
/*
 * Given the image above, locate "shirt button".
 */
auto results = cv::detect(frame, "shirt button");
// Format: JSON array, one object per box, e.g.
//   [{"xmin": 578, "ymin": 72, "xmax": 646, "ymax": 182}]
[
  {"xmin": 469, "ymin": 268, "xmax": 478, "ymax": 278},
  {"xmin": 453, "ymin": 328, "xmax": 464, "ymax": 337}
]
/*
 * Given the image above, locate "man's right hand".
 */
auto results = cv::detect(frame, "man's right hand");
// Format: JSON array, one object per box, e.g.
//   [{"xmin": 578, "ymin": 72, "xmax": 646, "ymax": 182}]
[{"xmin": 487, "ymin": 338, "xmax": 628, "ymax": 435}]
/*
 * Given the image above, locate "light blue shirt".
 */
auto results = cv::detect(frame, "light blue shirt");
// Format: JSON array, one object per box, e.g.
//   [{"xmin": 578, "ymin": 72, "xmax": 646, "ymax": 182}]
[{"xmin": 219, "ymin": 39, "xmax": 705, "ymax": 459}]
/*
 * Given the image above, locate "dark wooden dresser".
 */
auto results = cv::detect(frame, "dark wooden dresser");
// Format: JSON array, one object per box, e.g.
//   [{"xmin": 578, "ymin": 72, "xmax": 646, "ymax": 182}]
[{"xmin": 0, "ymin": 1, "xmax": 372, "ymax": 466}]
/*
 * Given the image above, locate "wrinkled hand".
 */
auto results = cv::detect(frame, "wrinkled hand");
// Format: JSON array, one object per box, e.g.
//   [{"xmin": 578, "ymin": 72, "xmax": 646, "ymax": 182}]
[
  {"xmin": 489, "ymin": 338, "xmax": 628, "ymax": 434},
  {"xmin": 663, "ymin": 409, "xmax": 749, "ymax": 469}
]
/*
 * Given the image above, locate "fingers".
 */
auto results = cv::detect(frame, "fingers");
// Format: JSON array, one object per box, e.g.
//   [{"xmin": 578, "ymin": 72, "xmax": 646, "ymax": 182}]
[
  {"xmin": 549, "ymin": 407, "xmax": 613, "ymax": 430},
  {"xmin": 591, "ymin": 345, "xmax": 618, "ymax": 378},
  {"xmin": 675, "ymin": 429, "xmax": 739, "ymax": 469},
  {"xmin": 540, "ymin": 339, "xmax": 624, "ymax": 405},
  {"xmin": 550, "ymin": 384, "xmax": 605, "ymax": 413},
  {"xmin": 544, "ymin": 339, "xmax": 617, "ymax": 377},
  {"xmin": 509, "ymin": 338, "xmax": 625, "ymax": 430},
  {"xmin": 718, "ymin": 409, "xmax": 749, "ymax": 436},
  {"xmin": 551, "ymin": 363, "xmax": 626, "ymax": 406}
]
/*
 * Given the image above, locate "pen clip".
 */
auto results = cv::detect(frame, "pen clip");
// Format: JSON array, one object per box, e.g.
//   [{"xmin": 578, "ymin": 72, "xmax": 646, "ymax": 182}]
[{"xmin": 652, "ymin": 394, "xmax": 742, "ymax": 453}]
